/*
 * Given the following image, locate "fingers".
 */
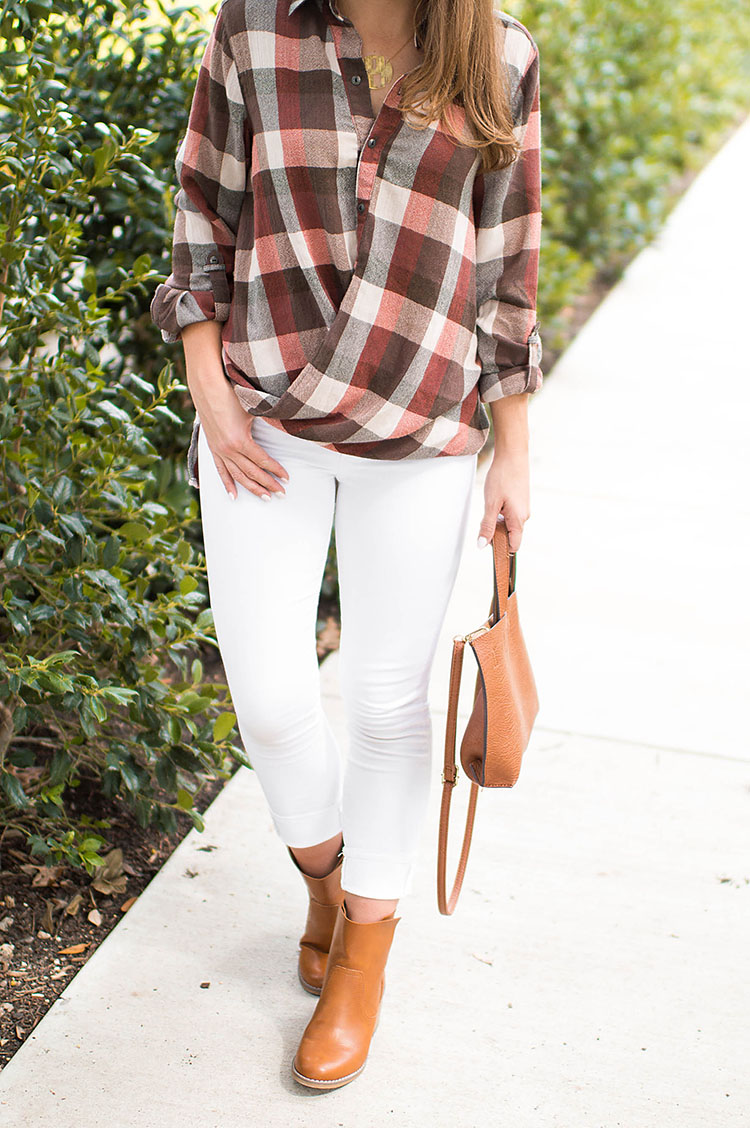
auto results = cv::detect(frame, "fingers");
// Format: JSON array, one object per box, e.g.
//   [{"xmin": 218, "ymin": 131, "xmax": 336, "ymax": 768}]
[
  {"xmin": 211, "ymin": 435, "xmax": 291, "ymax": 501},
  {"xmin": 229, "ymin": 430, "xmax": 290, "ymax": 497},
  {"xmin": 224, "ymin": 453, "xmax": 285, "ymax": 501},
  {"xmin": 245, "ymin": 440, "xmax": 290, "ymax": 493},
  {"xmin": 503, "ymin": 515, "xmax": 524, "ymax": 554},
  {"xmin": 476, "ymin": 508, "xmax": 499, "ymax": 549},
  {"xmin": 214, "ymin": 454, "xmax": 241, "ymax": 501},
  {"xmin": 213, "ymin": 451, "xmax": 278, "ymax": 502},
  {"xmin": 477, "ymin": 507, "xmax": 528, "ymax": 552},
  {"xmin": 249, "ymin": 438, "xmax": 290, "ymax": 484}
]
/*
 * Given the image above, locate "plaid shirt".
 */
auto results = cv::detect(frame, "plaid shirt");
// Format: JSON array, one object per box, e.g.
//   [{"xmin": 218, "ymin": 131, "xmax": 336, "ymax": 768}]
[{"xmin": 150, "ymin": 0, "xmax": 543, "ymax": 463}]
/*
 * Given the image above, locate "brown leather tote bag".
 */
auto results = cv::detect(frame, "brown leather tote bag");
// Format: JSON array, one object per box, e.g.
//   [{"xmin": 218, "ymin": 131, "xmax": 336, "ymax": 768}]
[{"xmin": 437, "ymin": 517, "xmax": 539, "ymax": 915}]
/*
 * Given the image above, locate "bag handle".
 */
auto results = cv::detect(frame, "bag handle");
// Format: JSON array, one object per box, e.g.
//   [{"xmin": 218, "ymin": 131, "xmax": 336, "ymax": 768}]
[
  {"xmin": 437, "ymin": 519, "xmax": 514, "ymax": 916},
  {"xmin": 437, "ymin": 634, "xmax": 480, "ymax": 914},
  {"xmin": 491, "ymin": 517, "xmax": 514, "ymax": 623}
]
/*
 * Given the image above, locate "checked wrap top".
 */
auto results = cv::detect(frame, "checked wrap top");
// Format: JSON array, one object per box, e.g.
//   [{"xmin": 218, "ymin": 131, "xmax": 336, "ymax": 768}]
[{"xmin": 150, "ymin": 0, "xmax": 543, "ymax": 466}]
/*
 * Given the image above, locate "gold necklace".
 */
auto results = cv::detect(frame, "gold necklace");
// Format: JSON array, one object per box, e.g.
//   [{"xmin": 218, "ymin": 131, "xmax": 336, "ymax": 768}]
[{"xmin": 362, "ymin": 33, "xmax": 414, "ymax": 90}]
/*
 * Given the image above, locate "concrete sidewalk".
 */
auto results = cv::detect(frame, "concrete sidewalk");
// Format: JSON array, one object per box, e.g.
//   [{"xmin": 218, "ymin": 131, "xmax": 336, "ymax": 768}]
[{"xmin": 1, "ymin": 117, "xmax": 749, "ymax": 1127}]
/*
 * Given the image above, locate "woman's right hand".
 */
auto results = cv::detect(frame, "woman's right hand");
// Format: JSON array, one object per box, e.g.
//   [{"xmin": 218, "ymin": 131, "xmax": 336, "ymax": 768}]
[
  {"xmin": 200, "ymin": 386, "xmax": 290, "ymax": 501},
  {"xmin": 181, "ymin": 321, "xmax": 290, "ymax": 502}
]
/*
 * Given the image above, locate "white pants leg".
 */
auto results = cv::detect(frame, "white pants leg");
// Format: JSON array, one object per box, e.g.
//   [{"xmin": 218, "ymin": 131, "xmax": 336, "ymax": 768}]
[
  {"xmin": 197, "ymin": 415, "xmax": 477, "ymax": 900},
  {"xmin": 197, "ymin": 419, "xmax": 343, "ymax": 847}
]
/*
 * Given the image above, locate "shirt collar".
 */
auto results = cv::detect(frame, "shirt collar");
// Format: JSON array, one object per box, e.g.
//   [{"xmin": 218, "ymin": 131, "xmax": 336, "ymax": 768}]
[
  {"xmin": 288, "ymin": 0, "xmax": 347, "ymax": 20},
  {"xmin": 289, "ymin": 0, "xmax": 421, "ymax": 47}
]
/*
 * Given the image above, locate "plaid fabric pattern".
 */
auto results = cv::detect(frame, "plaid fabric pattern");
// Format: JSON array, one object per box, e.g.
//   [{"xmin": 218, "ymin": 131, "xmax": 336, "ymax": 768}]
[{"xmin": 150, "ymin": 0, "xmax": 543, "ymax": 460}]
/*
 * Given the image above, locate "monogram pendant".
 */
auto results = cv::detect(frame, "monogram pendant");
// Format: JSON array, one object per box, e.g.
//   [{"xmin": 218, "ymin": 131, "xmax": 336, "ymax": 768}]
[{"xmin": 363, "ymin": 55, "xmax": 393, "ymax": 90}]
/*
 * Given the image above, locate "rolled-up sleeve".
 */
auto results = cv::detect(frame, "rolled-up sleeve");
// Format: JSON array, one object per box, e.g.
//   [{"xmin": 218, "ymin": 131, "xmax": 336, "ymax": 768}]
[
  {"xmin": 150, "ymin": 4, "xmax": 249, "ymax": 344},
  {"xmin": 472, "ymin": 29, "xmax": 543, "ymax": 403}
]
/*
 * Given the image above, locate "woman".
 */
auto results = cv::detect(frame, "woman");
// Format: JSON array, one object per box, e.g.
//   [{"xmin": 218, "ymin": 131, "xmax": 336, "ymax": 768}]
[{"xmin": 150, "ymin": 0, "xmax": 542, "ymax": 1090}]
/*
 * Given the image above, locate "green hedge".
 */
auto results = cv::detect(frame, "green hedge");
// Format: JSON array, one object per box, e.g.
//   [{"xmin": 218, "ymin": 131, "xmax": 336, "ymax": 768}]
[
  {"xmin": 508, "ymin": 0, "xmax": 750, "ymax": 345},
  {"xmin": 1, "ymin": 0, "xmax": 748, "ymax": 869},
  {"xmin": 0, "ymin": 0, "xmax": 244, "ymax": 870}
]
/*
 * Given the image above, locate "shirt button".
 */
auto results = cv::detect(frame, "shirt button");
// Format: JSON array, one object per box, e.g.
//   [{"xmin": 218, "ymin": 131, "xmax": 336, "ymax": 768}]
[
  {"xmin": 357, "ymin": 201, "xmax": 365, "ymax": 213},
  {"xmin": 367, "ymin": 137, "xmax": 376, "ymax": 147},
  {"xmin": 352, "ymin": 74, "xmax": 361, "ymax": 85}
]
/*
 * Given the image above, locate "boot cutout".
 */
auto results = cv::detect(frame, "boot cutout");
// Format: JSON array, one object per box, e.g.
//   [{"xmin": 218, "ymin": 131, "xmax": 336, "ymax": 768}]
[
  {"xmin": 287, "ymin": 846, "xmax": 345, "ymax": 995},
  {"xmin": 292, "ymin": 900, "xmax": 401, "ymax": 1089}
]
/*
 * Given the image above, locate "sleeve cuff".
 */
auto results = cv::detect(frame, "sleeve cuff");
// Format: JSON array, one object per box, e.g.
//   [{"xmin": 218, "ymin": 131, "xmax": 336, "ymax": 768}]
[
  {"xmin": 479, "ymin": 363, "xmax": 543, "ymax": 403},
  {"xmin": 478, "ymin": 321, "xmax": 543, "ymax": 403},
  {"xmin": 150, "ymin": 282, "xmax": 227, "ymax": 344}
]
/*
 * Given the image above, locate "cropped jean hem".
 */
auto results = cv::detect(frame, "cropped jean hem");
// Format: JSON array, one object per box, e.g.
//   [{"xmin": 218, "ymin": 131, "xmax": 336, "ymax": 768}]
[
  {"xmin": 341, "ymin": 848, "xmax": 416, "ymax": 901},
  {"xmin": 272, "ymin": 802, "xmax": 343, "ymax": 850}
]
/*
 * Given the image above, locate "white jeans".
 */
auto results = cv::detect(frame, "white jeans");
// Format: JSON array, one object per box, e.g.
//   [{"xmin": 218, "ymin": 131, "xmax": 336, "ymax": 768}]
[{"xmin": 197, "ymin": 415, "xmax": 477, "ymax": 899}]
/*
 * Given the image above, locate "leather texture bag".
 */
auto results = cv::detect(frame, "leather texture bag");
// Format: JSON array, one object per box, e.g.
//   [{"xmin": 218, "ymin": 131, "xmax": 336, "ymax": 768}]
[{"xmin": 437, "ymin": 517, "xmax": 539, "ymax": 915}]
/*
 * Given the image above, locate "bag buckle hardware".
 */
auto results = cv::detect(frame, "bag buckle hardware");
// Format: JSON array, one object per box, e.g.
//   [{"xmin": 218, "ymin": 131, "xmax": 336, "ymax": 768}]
[
  {"xmin": 441, "ymin": 767, "xmax": 458, "ymax": 787},
  {"xmin": 463, "ymin": 625, "xmax": 490, "ymax": 643}
]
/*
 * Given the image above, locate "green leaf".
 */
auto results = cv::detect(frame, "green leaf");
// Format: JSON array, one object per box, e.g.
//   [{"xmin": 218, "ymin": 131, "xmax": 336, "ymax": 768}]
[
  {"xmin": 152, "ymin": 405, "xmax": 184, "ymax": 425},
  {"xmin": 0, "ymin": 51, "xmax": 30, "ymax": 66},
  {"xmin": 7, "ymin": 607, "xmax": 31, "ymax": 635},
  {"xmin": 90, "ymin": 696, "xmax": 107, "ymax": 722},
  {"xmin": 4, "ymin": 539, "xmax": 27, "ymax": 567},
  {"xmin": 212, "ymin": 712, "xmax": 237, "ymax": 743},
  {"xmin": 99, "ymin": 686, "xmax": 138, "ymax": 704},
  {"xmin": 180, "ymin": 691, "xmax": 211, "ymax": 714},
  {"xmin": 118, "ymin": 521, "xmax": 150, "ymax": 543},
  {"xmin": 64, "ymin": 534, "xmax": 84, "ymax": 566},
  {"xmin": 82, "ymin": 266, "xmax": 98, "ymax": 294},
  {"xmin": 119, "ymin": 761, "xmax": 140, "ymax": 793},
  {"xmin": 229, "ymin": 743, "xmax": 253, "ymax": 769},
  {"xmin": 1, "ymin": 772, "xmax": 29, "ymax": 809},
  {"xmin": 176, "ymin": 788, "xmax": 193, "ymax": 811},
  {"xmin": 52, "ymin": 476, "xmax": 73, "ymax": 505},
  {"xmin": 99, "ymin": 400, "xmax": 131, "ymax": 424},
  {"xmin": 100, "ymin": 535, "xmax": 121, "ymax": 568}
]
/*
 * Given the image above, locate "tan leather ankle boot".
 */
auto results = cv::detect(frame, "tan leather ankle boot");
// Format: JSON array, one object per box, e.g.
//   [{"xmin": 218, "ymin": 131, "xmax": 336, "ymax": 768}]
[
  {"xmin": 287, "ymin": 846, "xmax": 345, "ymax": 995},
  {"xmin": 292, "ymin": 900, "xmax": 401, "ymax": 1089}
]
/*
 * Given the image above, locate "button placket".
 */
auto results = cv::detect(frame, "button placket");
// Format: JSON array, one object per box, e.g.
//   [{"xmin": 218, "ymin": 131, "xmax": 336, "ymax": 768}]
[
  {"xmin": 322, "ymin": 2, "xmax": 416, "ymax": 246},
  {"xmin": 354, "ymin": 81, "xmax": 403, "ymax": 239}
]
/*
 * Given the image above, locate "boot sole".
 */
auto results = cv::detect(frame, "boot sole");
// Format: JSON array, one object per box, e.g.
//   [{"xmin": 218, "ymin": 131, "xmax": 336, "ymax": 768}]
[{"xmin": 292, "ymin": 1060, "xmax": 366, "ymax": 1089}]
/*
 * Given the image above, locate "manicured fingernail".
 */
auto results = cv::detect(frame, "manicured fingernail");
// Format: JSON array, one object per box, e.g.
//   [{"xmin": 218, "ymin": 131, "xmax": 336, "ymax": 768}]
[
  {"xmin": 261, "ymin": 493, "xmax": 272, "ymax": 502},
  {"xmin": 477, "ymin": 535, "xmax": 488, "ymax": 549},
  {"xmin": 228, "ymin": 492, "xmax": 236, "ymax": 501}
]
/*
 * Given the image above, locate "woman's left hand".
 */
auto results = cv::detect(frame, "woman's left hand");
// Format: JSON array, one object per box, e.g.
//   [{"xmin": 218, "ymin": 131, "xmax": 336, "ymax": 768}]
[{"xmin": 476, "ymin": 449, "xmax": 530, "ymax": 553}]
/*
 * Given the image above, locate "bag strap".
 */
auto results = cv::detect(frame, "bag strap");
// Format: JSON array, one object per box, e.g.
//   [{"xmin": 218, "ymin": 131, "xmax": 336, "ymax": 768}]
[
  {"xmin": 491, "ymin": 518, "xmax": 513, "ymax": 622},
  {"xmin": 437, "ymin": 634, "xmax": 480, "ymax": 915},
  {"xmin": 436, "ymin": 520, "xmax": 514, "ymax": 916}
]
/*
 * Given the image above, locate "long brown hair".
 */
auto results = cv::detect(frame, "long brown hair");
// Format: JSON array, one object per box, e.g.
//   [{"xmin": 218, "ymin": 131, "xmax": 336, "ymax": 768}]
[{"xmin": 401, "ymin": 0, "xmax": 519, "ymax": 172}]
